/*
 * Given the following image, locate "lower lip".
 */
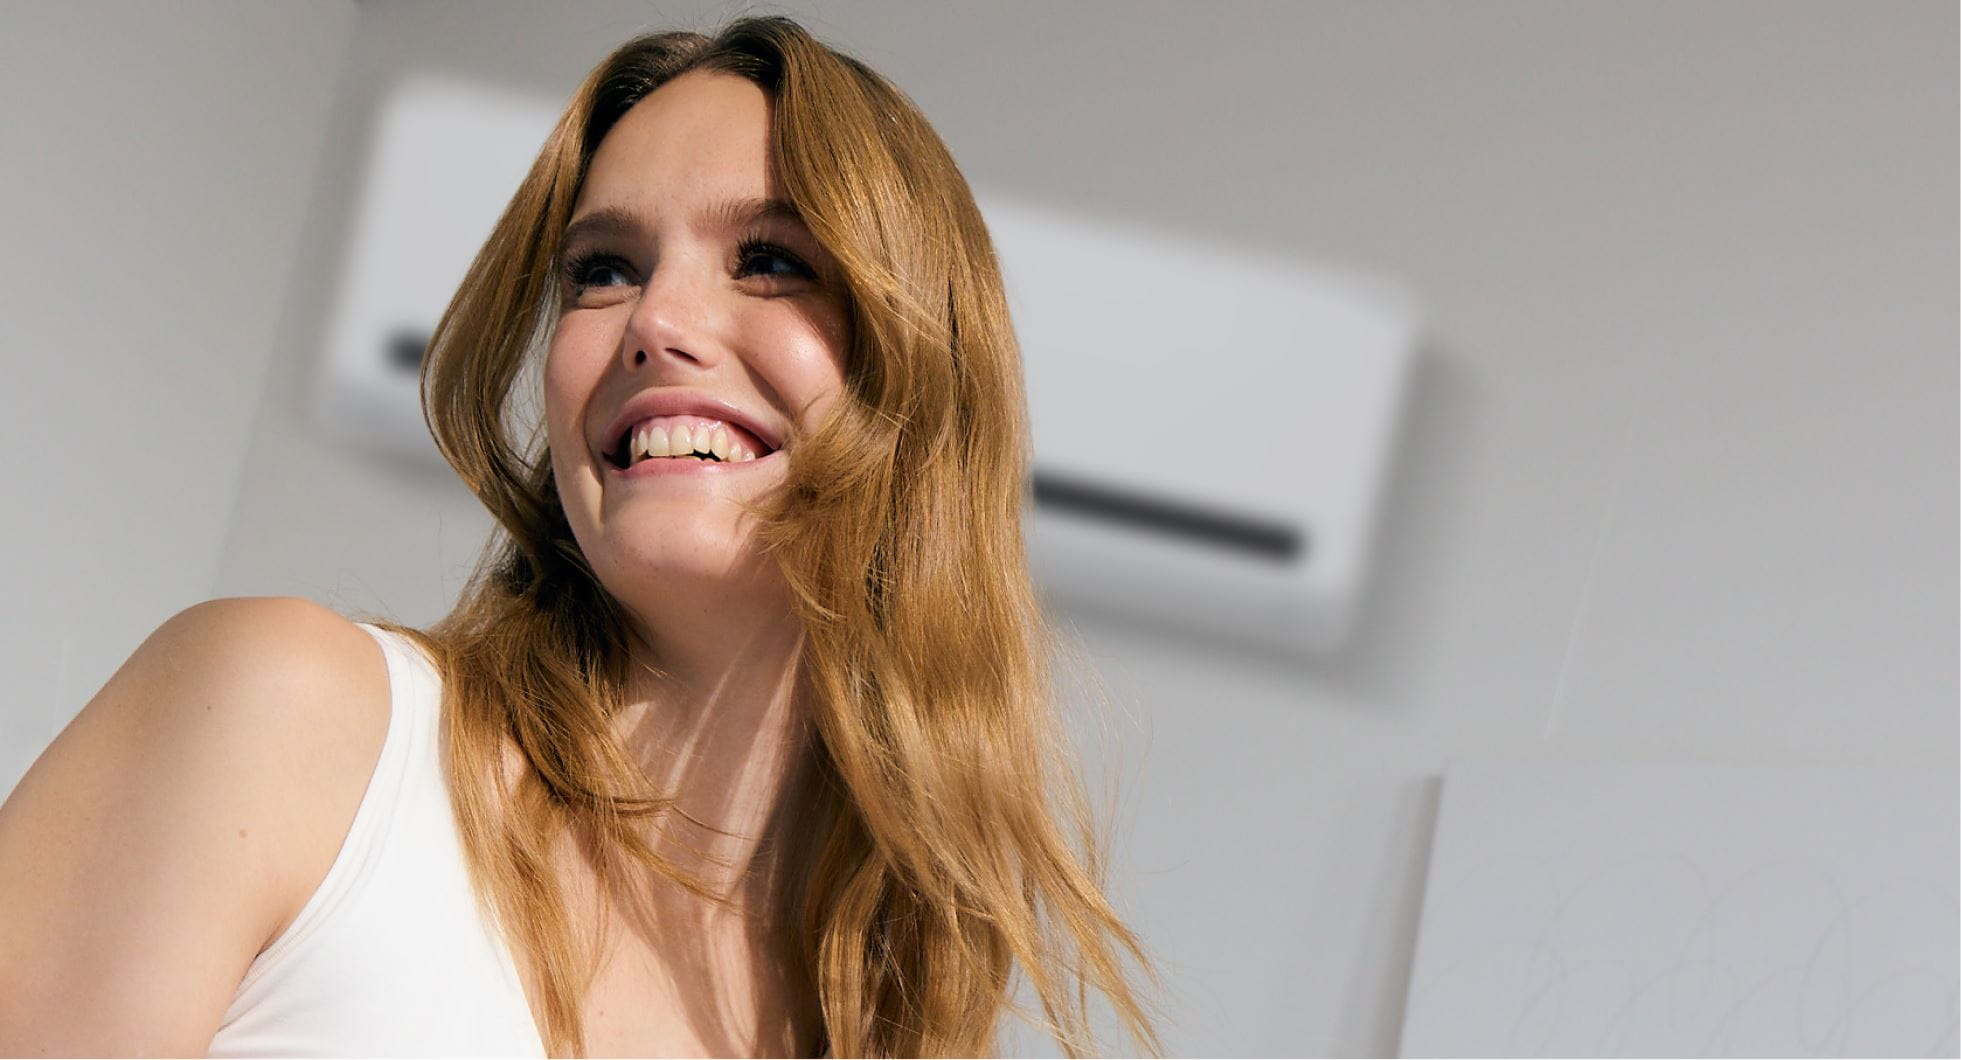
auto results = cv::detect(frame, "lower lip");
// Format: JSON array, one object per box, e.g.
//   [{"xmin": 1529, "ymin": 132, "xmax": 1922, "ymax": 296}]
[{"xmin": 606, "ymin": 451, "xmax": 780, "ymax": 479}]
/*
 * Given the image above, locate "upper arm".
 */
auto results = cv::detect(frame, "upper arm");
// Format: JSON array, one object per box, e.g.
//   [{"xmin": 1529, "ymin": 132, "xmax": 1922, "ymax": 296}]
[{"xmin": 0, "ymin": 596, "xmax": 392, "ymax": 1056}]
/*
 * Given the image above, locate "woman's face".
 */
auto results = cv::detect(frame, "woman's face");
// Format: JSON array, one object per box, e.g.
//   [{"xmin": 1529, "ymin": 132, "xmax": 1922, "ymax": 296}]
[{"xmin": 545, "ymin": 71, "xmax": 850, "ymax": 632}]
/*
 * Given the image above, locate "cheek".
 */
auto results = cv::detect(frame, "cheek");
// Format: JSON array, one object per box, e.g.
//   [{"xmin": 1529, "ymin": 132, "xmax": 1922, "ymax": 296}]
[
  {"xmin": 760, "ymin": 311, "xmax": 850, "ymax": 425},
  {"xmin": 542, "ymin": 326, "xmax": 608, "ymax": 449},
  {"xmin": 784, "ymin": 359, "xmax": 846, "ymax": 426},
  {"xmin": 541, "ymin": 363, "xmax": 576, "ymax": 450}
]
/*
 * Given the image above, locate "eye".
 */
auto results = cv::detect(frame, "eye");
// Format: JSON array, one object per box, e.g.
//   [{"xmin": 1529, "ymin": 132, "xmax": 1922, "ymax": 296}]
[
  {"xmin": 561, "ymin": 250, "xmax": 635, "ymax": 292},
  {"xmin": 735, "ymin": 236, "xmax": 816, "ymax": 282}
]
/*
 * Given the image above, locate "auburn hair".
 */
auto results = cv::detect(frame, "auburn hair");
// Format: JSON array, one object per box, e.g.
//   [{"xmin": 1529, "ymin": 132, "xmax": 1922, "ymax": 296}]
[{"xmin": 361, "ymin": 15, "xmax": 1164, "ymax": 1057}]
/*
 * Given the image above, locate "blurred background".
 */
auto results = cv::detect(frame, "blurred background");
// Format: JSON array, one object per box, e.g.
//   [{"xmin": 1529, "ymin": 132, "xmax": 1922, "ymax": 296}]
[{"xmin": 2, "ymin": 1, "xmax": 1954, "ymax": 1055}]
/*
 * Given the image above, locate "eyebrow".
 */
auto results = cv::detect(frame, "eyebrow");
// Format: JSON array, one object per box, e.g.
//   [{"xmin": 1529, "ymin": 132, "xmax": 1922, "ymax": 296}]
[{"xmin": 559, "ymin": 197, "xmax": 810, "ymax": 252}]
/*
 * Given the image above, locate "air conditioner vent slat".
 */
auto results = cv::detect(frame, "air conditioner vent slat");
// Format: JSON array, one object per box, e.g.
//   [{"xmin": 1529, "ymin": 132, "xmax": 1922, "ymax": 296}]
[{"xmin": 1031, "ymin": 469, "xmax": 1304, "ymax": 563}]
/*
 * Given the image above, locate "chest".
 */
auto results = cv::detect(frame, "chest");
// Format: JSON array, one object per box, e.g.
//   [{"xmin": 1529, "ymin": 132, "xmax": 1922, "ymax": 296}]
[
  {"xmin": 485, "ymin": 743, "xmax": 818, "ymax": 1055},
  {"xmin": 510, "ymin": 862, "xmax": 817, "ymax": 1057},
  {"xmin": 575, "ymin": 933, "xmax": 810, "ymax": 1057}
]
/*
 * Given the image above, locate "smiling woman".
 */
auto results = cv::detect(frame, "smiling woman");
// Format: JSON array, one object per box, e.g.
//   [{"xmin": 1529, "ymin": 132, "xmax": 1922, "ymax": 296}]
[
  {"xmin": 405, "ymin": 25, "xmax": 1169, "ymax": 1055},
  {"xmin": 0, "ymin": 15, "xmax": 1163, "ymax": 1059}
]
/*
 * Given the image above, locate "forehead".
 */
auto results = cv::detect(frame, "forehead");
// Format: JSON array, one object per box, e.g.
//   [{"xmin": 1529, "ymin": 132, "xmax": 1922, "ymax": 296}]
[{"xmin": 575, "ymin": 71, "xmax": 775, "ymax": 213}]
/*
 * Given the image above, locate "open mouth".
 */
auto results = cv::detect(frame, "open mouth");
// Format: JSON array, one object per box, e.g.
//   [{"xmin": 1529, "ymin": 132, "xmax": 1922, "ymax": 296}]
[{"xmin": 603, "ymin": 415, "xmax": 777, "ymax": 470}]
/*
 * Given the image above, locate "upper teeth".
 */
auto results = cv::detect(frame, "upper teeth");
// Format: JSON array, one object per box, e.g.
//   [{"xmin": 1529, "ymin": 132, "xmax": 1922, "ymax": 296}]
[{"xmin": 627, "ymin": 420, "xmax": 758, "ymax": 464}]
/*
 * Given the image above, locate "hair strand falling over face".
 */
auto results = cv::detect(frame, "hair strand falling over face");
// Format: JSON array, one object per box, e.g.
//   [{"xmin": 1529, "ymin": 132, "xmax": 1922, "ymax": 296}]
[{"xmin": 360, "ymin": 16, "xmax": 1170, "ymax": 1058}]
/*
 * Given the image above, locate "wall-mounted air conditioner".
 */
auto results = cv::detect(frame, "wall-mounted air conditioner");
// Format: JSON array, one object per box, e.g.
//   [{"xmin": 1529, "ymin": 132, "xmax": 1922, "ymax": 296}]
[
  {"xmin": 994, "ymin": 199, "xmax": 1417, "ymax": 654},
  {"xmin": 317, "ymin": 74, "xmax": 1418, "ymax": 655}
]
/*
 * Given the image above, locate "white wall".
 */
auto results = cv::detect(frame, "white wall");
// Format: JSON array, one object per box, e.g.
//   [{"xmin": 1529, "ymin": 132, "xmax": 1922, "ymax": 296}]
[
  {"xmin": 0, "ymin": 1, "xmax": 357, "ymax": 787},
  {"xmin": 7, "ymin": 2, "xmax": 1954, "ymax": 1056}
]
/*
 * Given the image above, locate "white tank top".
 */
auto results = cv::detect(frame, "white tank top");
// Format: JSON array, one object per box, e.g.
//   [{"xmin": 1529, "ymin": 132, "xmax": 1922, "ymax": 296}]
[{"xmin": 205, "ymin": 623, "xmax": 547, "ymax": 1057}]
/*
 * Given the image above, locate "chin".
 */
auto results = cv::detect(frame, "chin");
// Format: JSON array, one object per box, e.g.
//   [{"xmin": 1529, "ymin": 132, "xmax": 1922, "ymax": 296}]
[{"xmin": 593, "ymin": 518, "xmax": 781, "ymax": 604}]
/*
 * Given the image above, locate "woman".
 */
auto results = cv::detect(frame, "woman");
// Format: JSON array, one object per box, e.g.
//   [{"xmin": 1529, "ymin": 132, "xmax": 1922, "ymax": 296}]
[{"xmin": 0, "ymin": 16, "xmax": 1162, "ymax": 1058}]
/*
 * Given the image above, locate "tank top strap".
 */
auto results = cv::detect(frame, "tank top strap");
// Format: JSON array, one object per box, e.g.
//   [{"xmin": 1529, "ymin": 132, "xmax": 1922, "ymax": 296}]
[
  {"xmin": 223, "ymin": 621, "xmax": 420, "ymax": 1004},
  {"xmin": 209, "ymin": 620, "xmax": 546, "ymax": 1056}
]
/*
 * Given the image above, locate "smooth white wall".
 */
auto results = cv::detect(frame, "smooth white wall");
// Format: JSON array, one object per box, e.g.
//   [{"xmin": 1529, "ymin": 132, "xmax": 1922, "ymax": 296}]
[
  {"xmin": 9, "ymin": 1, "xmax": 1953, "ymax": 1056},
  {"xmin": 0, "ymin": 1, "xmax": 357, "ymax": 789}
]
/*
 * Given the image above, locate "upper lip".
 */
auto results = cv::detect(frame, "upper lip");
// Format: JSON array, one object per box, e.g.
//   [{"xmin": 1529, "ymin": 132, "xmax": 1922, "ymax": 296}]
[{"xmin": 595, "ymin": 389, "xmax": 783, "ymax": 463}]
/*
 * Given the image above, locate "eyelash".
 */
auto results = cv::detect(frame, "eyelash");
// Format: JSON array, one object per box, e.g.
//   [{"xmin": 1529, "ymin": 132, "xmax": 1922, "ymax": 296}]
[
  {"xmin": 559, "ymin": 234, "xmax": 816, "ymax": 294},
  {"xmin": 735, "ymin": 235, "xmax": 818, "ymax": 281}
]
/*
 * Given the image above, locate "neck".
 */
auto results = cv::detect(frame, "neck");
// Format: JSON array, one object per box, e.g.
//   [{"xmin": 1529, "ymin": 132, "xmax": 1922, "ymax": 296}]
[{"xmin": 614, "ymin": 605, "xmax": 815, "ymax": 909}]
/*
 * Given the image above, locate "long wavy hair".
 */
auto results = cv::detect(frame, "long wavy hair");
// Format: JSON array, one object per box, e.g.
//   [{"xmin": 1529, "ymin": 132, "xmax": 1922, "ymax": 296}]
[{"xmin": 361, "ymin": 16, "xmax": 1164, "ymax": 1058}]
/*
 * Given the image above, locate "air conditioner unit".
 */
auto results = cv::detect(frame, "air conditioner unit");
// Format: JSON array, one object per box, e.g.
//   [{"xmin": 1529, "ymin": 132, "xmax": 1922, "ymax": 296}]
[
  {"xmin": 313, "ymin": 75, "xmax": 555, "ymax": 465},
  {"xmin": 990, "ymin": 198, "xmax": 1417, "ymax": 654},
  {"xmin": 318, "ymin": 74, "xmax": 1418, "ymax": 655}
]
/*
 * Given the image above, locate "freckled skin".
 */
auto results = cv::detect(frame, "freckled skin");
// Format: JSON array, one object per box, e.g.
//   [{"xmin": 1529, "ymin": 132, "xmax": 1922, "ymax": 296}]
[
  {"xmin": 544, "ymin": 71, "xmax": 850, "ymax": 676},
  {"xmin": 534, "ymin": 72, "xmax": 844, "ymax": 1054}
]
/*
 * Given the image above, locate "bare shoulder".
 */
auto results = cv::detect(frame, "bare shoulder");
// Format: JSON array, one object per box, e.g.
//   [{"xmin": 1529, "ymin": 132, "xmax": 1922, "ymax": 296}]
[
  {"xmin": 136, "ymin": 595, "xmax": 390, "ymax": 725},
  {"xmin": 0, "ymin": 595, "xmax": 393, "ymax": 1055}
]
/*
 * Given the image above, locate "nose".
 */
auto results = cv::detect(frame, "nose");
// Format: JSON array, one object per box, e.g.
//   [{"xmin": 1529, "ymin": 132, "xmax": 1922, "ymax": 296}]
[{"xmin": 620, "ymin": 257, "xmax": 716, "ymax": 373}]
